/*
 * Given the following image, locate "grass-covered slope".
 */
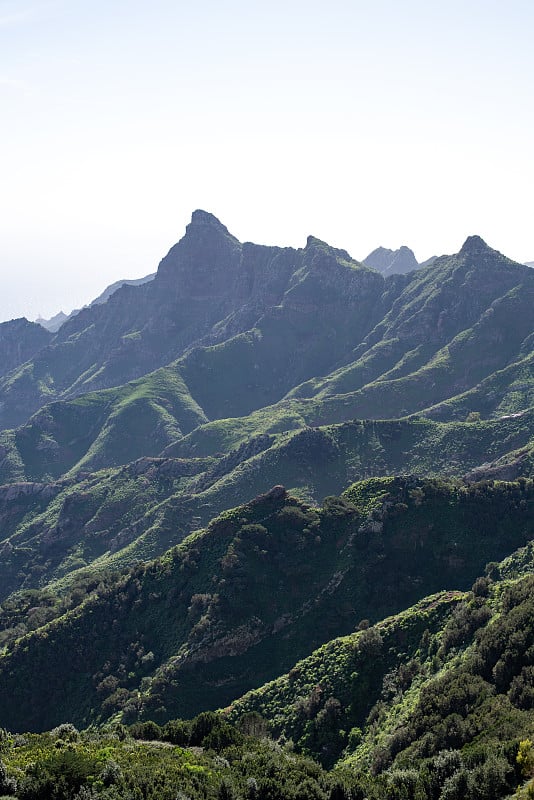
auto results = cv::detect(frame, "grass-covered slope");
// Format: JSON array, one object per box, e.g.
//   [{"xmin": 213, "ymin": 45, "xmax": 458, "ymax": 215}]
[
  {"xmin": 1, "ymin": 559, "xmax": 534, "ymax": 800},
  {"xmin": 172, "ymin": 409, "xmax": 534, "ymax": 493},
  {"xmin": 426, "ymin": 347, "xmax": 534, "ymax": 421},
  {"xmin": 0, "ymin": 215, "xmax": 387, "ymax": 433},
  {"xmin": 291, "ymin": 236, "xmax": 533, "ymax": 398},
  {"xmin": 0, "ymin": 477, "xmax": 532, "ymax": 733},
  {"xmin": 0, "ymin": 454, "xmax": 216, "ymax": 603},
  {"xmin": 0, "ymin": 365, "xmax": 207, "ymax": 484},
  {"xmin": 0, "ymin": 212, "xmax": 245, "ymax": 430}
]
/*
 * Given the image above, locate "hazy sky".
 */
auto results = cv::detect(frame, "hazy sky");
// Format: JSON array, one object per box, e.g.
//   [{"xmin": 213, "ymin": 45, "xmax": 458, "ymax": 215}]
[{"xmin": 1, "ymin": 0, "xmax": 533, "ymax": 322}]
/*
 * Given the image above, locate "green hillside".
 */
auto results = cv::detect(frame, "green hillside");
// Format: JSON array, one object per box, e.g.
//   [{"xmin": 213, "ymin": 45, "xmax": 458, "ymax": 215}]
[
  {"xmin": 0, "ymin": 477, "xmax": 532, "ymax": 733},
  {"xmin": 0, "ymin": 485, "xmax": 533, "ymax": 800},
  {"xmin": 226, "ymin": 572, "xmax": 534, "ymax": 800},
  {"xmin": 1, "ymin": 411, "xmax": 532, "ymax": 607},
  {"xmin": 0, "ymin": 366, "xmax": 207, "ymax": 484}
]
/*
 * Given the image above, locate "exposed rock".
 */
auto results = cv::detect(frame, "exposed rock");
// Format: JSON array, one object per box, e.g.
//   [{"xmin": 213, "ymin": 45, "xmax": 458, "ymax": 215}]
[
  {"xmin": 464, "ymin": 448, "xmax": 533, "ymax": 482},
  {"xmin": 0, "ymin": 481, "xmax": 59, "ymax": 503},
  {"xmin": 89, "ymin": 273, "xmax": 156, "ymax": 306}
]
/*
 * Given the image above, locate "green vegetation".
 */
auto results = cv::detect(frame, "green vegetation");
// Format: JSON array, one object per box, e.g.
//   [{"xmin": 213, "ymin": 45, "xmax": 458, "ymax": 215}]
[
  {"xmin": 0, "ymin": 563, "xmax": 533, "ymax": 799},
  {"xmin": 0, "ymin": 719, "xmax": 335, "ymax": 800},
  {"xmin": 0, "ymin": 477, "xmax": 532, "ymax": 734},
  {"xmin": 0, "ymin": 222, "xmax": 533, "ymax": 797},
  {"xmin": 1, "ymin": 411, "xmax": 532, "ymax": 609}
]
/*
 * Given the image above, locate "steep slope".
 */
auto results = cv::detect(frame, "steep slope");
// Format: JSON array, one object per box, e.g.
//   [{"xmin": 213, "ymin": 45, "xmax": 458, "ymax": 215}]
[
  {"xmin": 290, "ymin": 237, "xmax": 534, "ymax": 413},
  {"xmin": 0, "ymin": 477, "xmax": 532, "ymax": 732},
  {"xmin": 426, "ymin": 348, "xmax": 534, "ymax": 421},
  {"xmin": 35, "ymin": 310, "xmax": 69, "ymax": 332},
  {"xmin": 36, "ymin": 273, "xmax": 156, "ymax": 332},
  {"xmin": 176, "ymin": 237, "xmax": 385, "ymax": 419},
  {"xmin": 88, "ymin": 271, "xmax": 156, "ymax": 306},
  {"xmin": 0, "ymin": 365, "xmax": 207, "ymax": 483},
  {"xmin": 228, "ymin": 570, "xmax": 534, "ymax": 799},
  {"xmin": 0, "ymin": 318, "xmax": 52, "ymax": 379}
]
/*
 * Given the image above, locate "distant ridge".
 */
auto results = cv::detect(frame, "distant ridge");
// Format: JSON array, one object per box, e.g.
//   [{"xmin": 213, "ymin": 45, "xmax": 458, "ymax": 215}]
[
  {"xmin": 89, "ymin": 272, "xmax": 156, "ymax": 305},
  {"xmin": 362, "ymin": 244, "xmax": 419, "ymax": 275},
  {"xmin": 35, "ymin": 272, "xmax": 156, "ymax": 331},
  {"xmin": 35, "ymin": 310, "xmax": 69, "ymax": 332}
]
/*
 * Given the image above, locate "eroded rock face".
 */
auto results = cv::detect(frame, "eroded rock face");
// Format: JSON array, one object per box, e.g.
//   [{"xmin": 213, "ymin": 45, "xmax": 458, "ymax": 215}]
[{"xmin": 0, "ymin": 481, "xmax": 58, "ymax": 502}]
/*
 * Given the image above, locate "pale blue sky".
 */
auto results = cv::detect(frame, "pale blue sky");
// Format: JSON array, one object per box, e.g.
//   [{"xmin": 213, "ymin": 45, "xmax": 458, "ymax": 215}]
[{"xmin": 1, "ymin": 0, "xmax": 533, "ymax": 321}]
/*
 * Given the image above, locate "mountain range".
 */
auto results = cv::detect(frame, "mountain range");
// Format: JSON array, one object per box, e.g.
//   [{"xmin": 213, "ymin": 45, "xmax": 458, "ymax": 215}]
[{"xmin": 0, "ymin": 212, "xmax": 533, "ymax": 800}]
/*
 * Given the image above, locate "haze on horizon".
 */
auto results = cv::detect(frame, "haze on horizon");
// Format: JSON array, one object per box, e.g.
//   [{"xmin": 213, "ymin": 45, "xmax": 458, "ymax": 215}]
[{"xmin": 1, "ymin": 0, "xmax": 533, "ymax": 323}]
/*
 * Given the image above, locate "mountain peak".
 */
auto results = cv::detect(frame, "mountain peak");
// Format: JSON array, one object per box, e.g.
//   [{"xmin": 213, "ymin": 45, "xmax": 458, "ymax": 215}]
[
  {"xmin": 190, "ymin": 209, "xmax": 227, "ymax": 228},
  {"xmin": 459, "ymin": 235, "xmax": 491, "ymax": 256},
  {"xmin": 156, "ymin": 210, "xmax": 242, "ymax": 292},
  {"xmin": 183, "ymin": 209, "xmax": 237, "ymax": 242}
]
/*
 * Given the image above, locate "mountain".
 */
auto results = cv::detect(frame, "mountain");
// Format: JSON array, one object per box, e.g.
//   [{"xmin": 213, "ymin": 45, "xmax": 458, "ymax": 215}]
[
  {"xmin": 0, "ymin": 214, "xmax": 533, "ymax": 800},
  {"xmin": 0, "ymin": 213, "xmax": 388, "ymax": 429},
  {"xmin": 363, "ymin": 245, "xmax": 419, "ymax": 276},
  {"xmin": 229, "ymin": 567, "xmax": 534, "ymax": 782},
  {"xmin": 0, "ymin": 219, "xmax": 532, "ymax": 472},
  {"xmin": 0, "ymin": 412, "xmax": 532, "ymax": 605},
  {"xmin": 1, "ymin": 568, "xmax": 533, "ymax": 800},
  {"xmin": 525, "ymin": 260, "xmax": 534, "ymax": 268},
  {"xmin": 0, "ymin": 217, "xmax": 531, "ymax": 606}
]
